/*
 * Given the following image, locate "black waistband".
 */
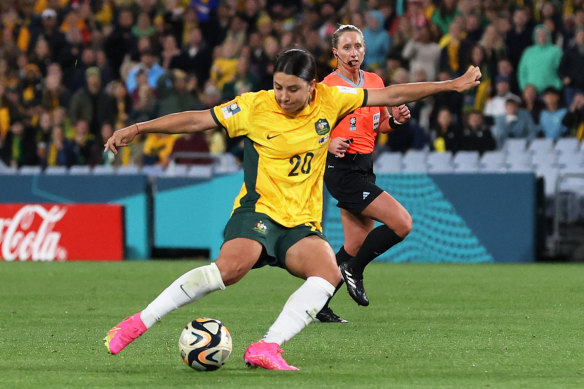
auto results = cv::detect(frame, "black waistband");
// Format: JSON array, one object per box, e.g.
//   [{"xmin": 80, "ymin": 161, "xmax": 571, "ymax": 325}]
[{"xmin": 327, "ymin": 152, "xmax": 373, "ymax": 170}]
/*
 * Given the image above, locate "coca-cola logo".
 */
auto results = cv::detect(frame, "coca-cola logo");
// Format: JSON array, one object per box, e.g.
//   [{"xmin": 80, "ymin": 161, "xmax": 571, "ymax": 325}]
[{"xmin": 0, "ymin": 205, "xmax": 67, "ymax": 261}]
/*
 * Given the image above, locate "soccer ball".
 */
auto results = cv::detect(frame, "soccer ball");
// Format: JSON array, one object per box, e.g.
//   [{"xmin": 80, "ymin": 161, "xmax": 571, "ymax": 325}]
[{"xmin": 178, "ymin": 318, "xmax": 233, "ymax": 371}]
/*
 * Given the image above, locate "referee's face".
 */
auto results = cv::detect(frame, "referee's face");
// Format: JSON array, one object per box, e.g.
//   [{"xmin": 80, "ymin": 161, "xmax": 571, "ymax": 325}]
[{"xmin": 273, "ymin": 72, "xmax": 316, "ymax": 115}]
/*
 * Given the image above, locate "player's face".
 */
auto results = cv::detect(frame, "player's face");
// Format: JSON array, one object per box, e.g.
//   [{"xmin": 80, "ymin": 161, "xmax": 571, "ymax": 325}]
[
  {"xmin": 273, "ymin": 72, "xmax": 315, "ymax": 114},
  {"xmin": 333, "ymin": 31, "xmax": 365, "ymax": 71}
]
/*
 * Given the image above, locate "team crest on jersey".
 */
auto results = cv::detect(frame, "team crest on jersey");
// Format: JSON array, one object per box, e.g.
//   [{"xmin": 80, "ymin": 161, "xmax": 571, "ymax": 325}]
[
  {"xmin": 314, "ymin": 119, "xmax": 331, "ymax": 135},
  {"xmin": 350, "ymin": 117, "xmax": 357, "ymax": 131},
  {"xmin": 221, "ymin": 103, "xmax": 241, "ymax": 119},
  {"xmin": 253, "ymin": 220, "xmax": 267, "ymax": 234}
]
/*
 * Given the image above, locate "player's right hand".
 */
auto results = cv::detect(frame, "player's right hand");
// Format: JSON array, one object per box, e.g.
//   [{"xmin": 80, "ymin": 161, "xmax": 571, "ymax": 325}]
[
  {"xmin": 329, "ymin": 137, "xmax": 351, "ymax": 158},
  {"xmin": 104, "ymin": 124, "xmax": 139, "ymax": 155}
]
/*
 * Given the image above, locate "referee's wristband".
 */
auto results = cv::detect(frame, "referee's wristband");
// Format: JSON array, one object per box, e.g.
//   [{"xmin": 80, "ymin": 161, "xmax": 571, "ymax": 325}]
[{"xmin": 389, "ymin": 116, "xmax": 403, "ymax": 129}]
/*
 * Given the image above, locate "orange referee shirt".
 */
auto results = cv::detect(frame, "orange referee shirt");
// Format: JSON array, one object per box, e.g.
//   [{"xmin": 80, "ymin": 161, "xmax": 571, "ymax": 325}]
[{"xmin": 322, "ymin": 70, "xmax": 386, "ymax": 154}]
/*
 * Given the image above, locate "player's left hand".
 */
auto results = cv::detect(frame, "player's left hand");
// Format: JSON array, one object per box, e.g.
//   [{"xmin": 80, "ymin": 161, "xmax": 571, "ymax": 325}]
[
  {"xmin": 391, "ymin": 104, "xmax": 411, "ymax": 124},
  {"xmin": 453, "ymin": 66, "xmax": 482, "ymax": 92}
]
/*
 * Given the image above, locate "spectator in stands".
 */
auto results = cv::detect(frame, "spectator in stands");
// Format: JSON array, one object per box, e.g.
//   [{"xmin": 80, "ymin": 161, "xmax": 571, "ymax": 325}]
[
  {"xmin": 387, "ymin": 12, "xmax": 413, "ymax": 63},
  {"xmin": 130, "ymin": 69, "xmax": 157, "ymax": 123},
  {"xmin": 104, "ymin": 8, "xmax": 136, "ymax": 80},
  {"xmin": 464, "ymin": 12, "xmax": 483, "ymax": 44},
  {"xmin": 223, "ymin": 12, "xmax": 248, "ymax": 55},
  {"xmin": 540, "ymin": 1, "xmax": 565, "ymax": 47},
  {"xmin": 159, "ymin": 34, "xmax": 181, "ymax": 70},
  {"xmin": 0, "ymin": 84, "xmax": 17, "ymax": 140},
  {"xmin": 108, "ymin": 80, "xmax": 131, "ymax": 131},
  {"xmin": 170, "ymin": 132, "xmax": 212, "ymax": 166},
  {"xmin": 439, "ymin": 17, "xmax": 473, "ymax": 77},
  {"xmin": 68, "ymin": 67, "xmax": 112, "ymax": 138},
  {"xmin": 157, "ymin": 69, "xmax": 204, "ymax": 116},
  {"xmin": 401, "ymin": 24, "xmax": 441, "ymax": 82},
  {"xmin": 65, "ymin": 46, "xmax": 97, "ymax": 93},
  {"xmin": 461, "ymin": 44, "xmax": 492, "ymax": 113},
  {"xmin": 1, "ymin": 120, "xmax": 35, "ymax": 167},
  {"xmin": 126, "ymin": 49, "xmax": 165, "ymax": 94},
  {"xmin": 429, "ymin": 71, "xmax": 464, "ymax": 131},
  {"xmin": 459, "ymin": 110, "xmax": 496, "ymax": 154},
  {"xmin": 210, "ymin": 39, "xmax": 240, "ymax": 91},
  {"xmin": 539, "ymin": 87, "xmax": 568, "ymax": 141},
  {"xmin": 505, "ymin": 7, "xmax": 534, "ymax": 71},
  {"xmin": 496, "ymin": 57, "xmax": 520, "ymax": 96},
  {"xmin": 479, "ymin": 24, "xmax": 507, "ymax": 73},
  {"xmin": 41, "ymin": 64, "xmax": 71, "ymax": 113},
  {"xmin": 142, "ymin": 133, "xmax": 179, "ymax": 167},
  {"xmin": 559, "ymin": 26, "xmax": 584, "ymax": 107},
  {"xmin": 221, "ymin": 54, "xmax": 259, "ymax": 101},
  {"xmin": 431, "ymin": 0, "xmax": 460, "ymax": 36},
  {"xmin": 43, "ymin": 125, "xmax": 73, "ymax": 168},
  {"xmin": 70, "ymin": 119, "xmax": 95, "ymax": 166},
  {"xmin": 562, "ymin": 92, "xmax": 584, "ymax": 140},
  {"xmin": 35, "ymin": 111, "xmax": 53, "ymax": 163},
  {"xmin": 89, "ymin": 122, "xmax": 117, "ymax": 166},
  {"xmin": 51, "ymin": 106, "xmax": 73, "ymax": 139},
  {"xmin": 362, "ymin": 10, "xmax": 390, "ymax": 71},
  {"xmin": 132, "ymin": 11, "xmax": 155, "ymax": 40},
  {"xmin": 29, "ymin": 8, "xmax": 66, "ymax": 63},
  {"xmin": 518, "ymin": 24, "xmax": 563, "ymax": 93},
  {"xmin": 521, "ymin": 83, "xmax": 545, "ymax": 124},
  {"xmin": 493, "ymin": 97, "xmax": 539, "ymax": 148},
  {"xmin": 58, "ymin": 25, "xmax": 85, "ymax": 81},
  {"xmin": 169, "ymin": 27, "xmax": 213, "ymax": 86},
  {"xmin": 19, "ymin": 64, "xmax": 43, "ymax": 110},
  {"xmin": 28, "ymin": 38, "xmax": 52, "ymax": 77},
  {"xmin": 95, "ymin": 49, "xmax": 113, "ymax": 87},
  {"xmin": 429, "ymin": 106, "xmax": 461, "ymax": 153},
  {"xmin": 484, "ymin": 75, "xmax": 521, "ymax": 120}
]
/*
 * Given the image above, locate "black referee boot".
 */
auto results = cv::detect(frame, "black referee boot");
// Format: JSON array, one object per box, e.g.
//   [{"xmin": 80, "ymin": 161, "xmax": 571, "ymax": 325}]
[{"xmin": 339, "ymin": 262, "xmax": 369, "ymax": 306}]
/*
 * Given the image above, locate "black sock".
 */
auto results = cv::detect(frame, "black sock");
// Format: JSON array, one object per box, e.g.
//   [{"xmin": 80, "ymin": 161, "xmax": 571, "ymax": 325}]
[
  {"xmin": 347, "ymin": 225, "xmax": 403, "ymax": 274},
  {"xmin": 335, "ymin": 246, "xmax": 353, "ymax": 266},
  {"xmin": 321, "ymin": 248, "xmax": 352, "ymax": 310}
]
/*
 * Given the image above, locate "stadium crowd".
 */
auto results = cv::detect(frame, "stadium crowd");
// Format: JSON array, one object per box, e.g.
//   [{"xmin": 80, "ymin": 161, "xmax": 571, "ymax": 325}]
[{"xmin": 0, "ymin": 0, "xmax": 583, "ymax": 171}]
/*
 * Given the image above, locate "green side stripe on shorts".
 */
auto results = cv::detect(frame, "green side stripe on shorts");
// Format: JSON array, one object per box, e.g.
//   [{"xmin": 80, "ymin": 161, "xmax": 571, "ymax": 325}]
[{"xmin": 238, "ymin": 137, "xmax": 260, "ymax": 211}]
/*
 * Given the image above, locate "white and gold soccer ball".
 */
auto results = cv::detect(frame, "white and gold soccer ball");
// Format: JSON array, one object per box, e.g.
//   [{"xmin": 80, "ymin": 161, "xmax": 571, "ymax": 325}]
[{"xmin": 178, "ymin": 318, "xmax": 232, "ymax": 371}]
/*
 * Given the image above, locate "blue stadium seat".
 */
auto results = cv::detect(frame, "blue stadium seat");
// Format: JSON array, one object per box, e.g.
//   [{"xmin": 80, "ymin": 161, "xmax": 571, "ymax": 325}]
[
  {"xmin": 68, "ymin": 165, "xmax": 91, "ymax": 175},
  {"xmin": 44, "ymin": 166, "xmax": 68, "ymax": 175},
  {"xmin": 427, "ymin": 151, "xmax": 453, "ymax": 173},
  {"xmin": 19, "ymin": 165, "xmax": 42, "ymax": 175},
  {"xmin": 373, "ymin": 152, "xmax": 402, "ymax": 173}
]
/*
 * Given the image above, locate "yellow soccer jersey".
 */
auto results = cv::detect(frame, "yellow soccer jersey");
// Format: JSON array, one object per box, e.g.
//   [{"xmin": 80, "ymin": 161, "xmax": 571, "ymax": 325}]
[{"xmin": 211, "ymin": 83, "xmax": 367, "ymax": 228}]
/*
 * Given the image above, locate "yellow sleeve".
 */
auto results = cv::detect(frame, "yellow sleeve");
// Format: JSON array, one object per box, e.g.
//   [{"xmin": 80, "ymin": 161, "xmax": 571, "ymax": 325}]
[
  {"xmin": 211, "ymin": 93, "xmax": 253, "ymax": 138},
  {"xmin": 326, "ymin": 84, "xmax": 367, "ymax": 119}
]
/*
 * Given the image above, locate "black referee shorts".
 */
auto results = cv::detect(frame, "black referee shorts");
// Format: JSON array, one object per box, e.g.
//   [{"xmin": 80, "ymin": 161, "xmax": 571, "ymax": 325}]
[{"xmin": 324, "ymin": 152, "xmax": 384, "ymax": 214}]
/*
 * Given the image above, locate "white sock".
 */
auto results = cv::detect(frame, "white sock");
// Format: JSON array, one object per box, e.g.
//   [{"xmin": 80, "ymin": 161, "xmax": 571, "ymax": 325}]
[
  {"xmin": 262, "ymin": 276, "xmax": 335, "ymax": 345},
  {"xmin": 140, "ymin": 263, "xmax": 225, "ymax": 328}
]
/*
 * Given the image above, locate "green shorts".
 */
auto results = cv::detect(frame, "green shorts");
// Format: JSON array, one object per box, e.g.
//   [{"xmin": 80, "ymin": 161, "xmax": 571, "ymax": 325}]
[{"xmin": 223, "ymin": 210, "xmax": 328, "ymax": 269}]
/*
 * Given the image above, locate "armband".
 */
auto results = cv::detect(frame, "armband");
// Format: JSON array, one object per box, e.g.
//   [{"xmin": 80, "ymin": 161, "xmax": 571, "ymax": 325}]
[{"xmin": 389, "ymin": 116, "xmax": 403, "ymax": 129}]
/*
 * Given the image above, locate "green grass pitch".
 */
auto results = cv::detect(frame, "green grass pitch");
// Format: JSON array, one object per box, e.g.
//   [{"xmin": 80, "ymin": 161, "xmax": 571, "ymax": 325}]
[{"xmin": 1, "ymin": 261, "xmax": 583, "ymax": 388}]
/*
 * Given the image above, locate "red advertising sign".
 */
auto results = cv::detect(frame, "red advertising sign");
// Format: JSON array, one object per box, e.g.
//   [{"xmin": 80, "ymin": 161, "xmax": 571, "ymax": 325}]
[{"xmin": 0, "ymin": 204, "xmax": 124, "ymax": 261}]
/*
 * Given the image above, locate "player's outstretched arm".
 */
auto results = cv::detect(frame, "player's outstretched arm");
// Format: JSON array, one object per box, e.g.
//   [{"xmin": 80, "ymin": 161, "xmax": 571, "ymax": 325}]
[
  {"xmin": 104, "ymin": 110, "xmax": 217, "ymax": 154},
  {"xmin": 366, "ymin": 66, "xmax": 482, "ymax": 108}
]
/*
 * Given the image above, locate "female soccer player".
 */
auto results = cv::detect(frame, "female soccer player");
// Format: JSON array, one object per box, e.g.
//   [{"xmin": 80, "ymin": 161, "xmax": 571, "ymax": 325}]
[
  {"xmin": 103, "ymin": 48, "xmax": 481, "ymax": 370},
  {"xmin": 317, "ymin": 25, "xmax": 413, "ymax": 323}
]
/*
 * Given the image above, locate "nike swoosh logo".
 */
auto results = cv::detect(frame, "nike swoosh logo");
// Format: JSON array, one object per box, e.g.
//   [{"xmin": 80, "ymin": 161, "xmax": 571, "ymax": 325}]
[{"xmin": 267, "ymin": 134, "xmax": 281, "ymax": 140}]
